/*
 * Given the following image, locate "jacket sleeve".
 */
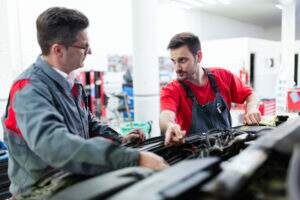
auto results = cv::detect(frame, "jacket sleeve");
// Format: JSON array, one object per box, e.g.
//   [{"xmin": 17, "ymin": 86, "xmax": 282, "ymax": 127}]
[
  {"xmin": 88, "ymin": 112, "xmax": 123, "ymax": 144},
  {"xmin": 14, "ymin": 81, "xmax": 139, "ymax": 175}
]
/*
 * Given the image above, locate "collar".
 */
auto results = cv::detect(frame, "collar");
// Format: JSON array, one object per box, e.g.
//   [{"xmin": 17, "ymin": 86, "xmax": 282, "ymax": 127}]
[
  {"xmin": 35, "ymin": 55, "xmax": 73, "ymax": 92},
  {"xmin": 53, "ymin": 68, "xmax": 76, "ymax": 88},
  {"xmin": 53, "ymin": 67, "xmax": 68, "ymax": 79}
]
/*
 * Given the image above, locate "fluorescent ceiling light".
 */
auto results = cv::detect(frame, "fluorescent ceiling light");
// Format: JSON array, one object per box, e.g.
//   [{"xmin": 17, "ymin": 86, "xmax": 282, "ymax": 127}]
[{"xmin": 275, "ymin": 4, "xmax": 283, "ymax": 9}]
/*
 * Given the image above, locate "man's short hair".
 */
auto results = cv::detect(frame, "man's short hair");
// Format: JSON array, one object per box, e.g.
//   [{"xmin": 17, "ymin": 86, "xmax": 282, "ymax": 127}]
[
  {"xmin": 167, "ymin": 32, "xmax": 201, "ymax": 56},
  {"xmin": 36, "ymin": 7, "xmax": 89, "ymax": 55}
]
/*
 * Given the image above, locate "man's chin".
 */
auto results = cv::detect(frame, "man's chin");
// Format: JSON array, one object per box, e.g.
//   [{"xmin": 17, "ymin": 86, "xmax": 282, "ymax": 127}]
[{"xmin": 176, "ymin": 76, "xmax": 187, "ymax": 81}]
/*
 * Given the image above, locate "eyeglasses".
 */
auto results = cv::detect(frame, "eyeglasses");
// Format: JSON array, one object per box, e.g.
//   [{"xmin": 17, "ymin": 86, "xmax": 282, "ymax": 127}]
[{"xmin": 69, "ymin": 44, "xmax": 92, "ymax": 54}]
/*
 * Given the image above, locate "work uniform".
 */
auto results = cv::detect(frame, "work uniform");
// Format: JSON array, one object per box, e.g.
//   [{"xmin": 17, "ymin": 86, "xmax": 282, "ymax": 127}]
[
  {"xmin": 1, "ymin": 56, "xmax": 139, "ymax": 195},
  {"xmin": 160, "ymin": 67, "xmax": 252, "ymax": 134}
]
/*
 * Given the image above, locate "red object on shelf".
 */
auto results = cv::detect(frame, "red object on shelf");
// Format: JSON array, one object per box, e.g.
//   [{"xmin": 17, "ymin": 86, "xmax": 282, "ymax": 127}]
[
  {"xmin": 89, "ymin": 71, "xmax": 95, "ymax": 115},
  {"xmin": 77, "ymin": 70, "xmax": 106, "ymax": 119},
  {"xmin": 259, "ymin": 99, "xmax": 276, "ymax": 116},
  {"xmin": 77, "ymin": 71, "xmax": 86, "ymax": 86},
  {"xmin": 239, "ymin": 67, "xmax": 249, "ymax": 85},
  {"xmin": 97, "ymin": 71, "xmax": 106, "ymax": 118},
  {"xmin": 287, "ymin": 88, "xmax": 300, "ymax": 112}
]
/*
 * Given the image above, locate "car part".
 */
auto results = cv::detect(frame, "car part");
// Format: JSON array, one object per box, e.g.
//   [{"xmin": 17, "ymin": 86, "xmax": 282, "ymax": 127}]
[
  {"xmin": 109, "ymin": 158, "xmax": 220, "ymax": 200},
  {"xmin": 48, "ymin": 167, "xmax": 154, "ymax": 200}
]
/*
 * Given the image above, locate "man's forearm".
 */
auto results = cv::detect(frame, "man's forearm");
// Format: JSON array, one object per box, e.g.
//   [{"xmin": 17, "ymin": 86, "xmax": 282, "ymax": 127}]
[
  {"xmin": 159, "ymin": 110, "xmax": 176, "ymax": 133},
  {"xmin": 243, "ymin": 93, "xmax": 261, "ymax": 125},
  {"xmin": 245, "ymin": 93, "xmax": 259, "ymax": 113}
]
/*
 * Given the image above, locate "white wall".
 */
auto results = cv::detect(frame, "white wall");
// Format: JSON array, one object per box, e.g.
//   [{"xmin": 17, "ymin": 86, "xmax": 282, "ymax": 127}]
[
  {"xmin": 0, "ymin": 0, "xmax": 23, "ymax": 99},
  {"xmin": 247, "ymin": 38, "xmax": 281, "ymax": 99},
  {"xmin": 202, "ymin": 38, "xmax": 248, "ymax": 75},
  {"xmin": 264, "ymin": 26, "xmax": 281, "ymax": 41},
  {"xmin": 201, "ymin": 38, "xmax": 281, "ymax": 99},
  {"xmin": 295, "ymin": 41, "xmax": 300, "ymax": 52},
  {"xmin": 157, "ymin": 3, "xmax": 266, "ymax": 56},
  {"xmin": 264, "ymin": 25, "xmax": 300, "ymax": 41},
  {"xmin": 188, "ymin": 11, "xmax": 266, "ymax": 40}
]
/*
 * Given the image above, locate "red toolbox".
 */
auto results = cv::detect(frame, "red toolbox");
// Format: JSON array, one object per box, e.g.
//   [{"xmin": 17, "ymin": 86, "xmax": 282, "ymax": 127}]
[
  {"xmin": 259, "ymin": 99, "xmax": 276, "ymax": 116},
  {"xmin": 287, "ymin": 88, "xmax": 300, "ymax": 112}
]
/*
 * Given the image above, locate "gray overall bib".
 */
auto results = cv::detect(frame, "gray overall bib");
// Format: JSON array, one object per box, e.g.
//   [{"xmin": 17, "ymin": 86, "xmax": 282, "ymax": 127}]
[{"xmin": 179, "ymin": 68, "xmax": 232, "ymax": 134}]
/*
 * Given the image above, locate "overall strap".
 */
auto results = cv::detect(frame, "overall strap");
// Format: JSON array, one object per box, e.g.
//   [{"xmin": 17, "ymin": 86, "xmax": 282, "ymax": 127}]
[
  {"xmin": 179, "ymin": 81, "xmax": 197, "ymax": 102},
  {"xmin": 203, "ymin": 68, "xmax": 219, "ymax": 94}
]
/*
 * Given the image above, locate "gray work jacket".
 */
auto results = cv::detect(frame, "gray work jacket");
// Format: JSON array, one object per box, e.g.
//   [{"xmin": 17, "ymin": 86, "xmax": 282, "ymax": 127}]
[{"xmin": 1, "ymin": 56, "xmax": 139, "ymax": 194}]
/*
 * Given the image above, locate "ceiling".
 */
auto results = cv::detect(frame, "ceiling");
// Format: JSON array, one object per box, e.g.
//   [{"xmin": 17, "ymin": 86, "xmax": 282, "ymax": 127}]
[{"xmin": 173, "ymin": 0, "xmax": 299, "ymax": 28}]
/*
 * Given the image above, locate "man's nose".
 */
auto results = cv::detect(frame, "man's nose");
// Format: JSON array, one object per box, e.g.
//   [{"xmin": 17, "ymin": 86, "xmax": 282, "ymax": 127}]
[
  {"xmin": 86, "ymin": 47, "xmax": 92, "ymax": 55},
  {"xmin": 174, "ymin": 62, "xmax": 181, "ymax": 70}
]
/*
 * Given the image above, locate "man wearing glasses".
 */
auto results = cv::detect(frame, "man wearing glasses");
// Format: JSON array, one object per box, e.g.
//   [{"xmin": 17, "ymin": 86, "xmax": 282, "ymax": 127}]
[{"xmin": 2, "ymin": 7, "xmax": 167, "ymax": 199}]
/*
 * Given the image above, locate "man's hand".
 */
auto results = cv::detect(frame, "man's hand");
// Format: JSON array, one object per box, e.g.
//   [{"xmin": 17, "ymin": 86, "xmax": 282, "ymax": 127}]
[
  {"xmin": 244, "ymin": 94, "xmax": 261, "ymax": 125},
  {"xmin": 164, "ymin": 123, "xmax": 185, "ymax": 146},
  {"xmin": 243, "ymin": 111, "xmax": 261, "ymax": 125},
  {"xmin": 139, "ymin": 151, "xmax": 169, "ymax": 170},
  {"xmin": 122, "ymin": 129, "xmax": 145, "ymax": 144}
]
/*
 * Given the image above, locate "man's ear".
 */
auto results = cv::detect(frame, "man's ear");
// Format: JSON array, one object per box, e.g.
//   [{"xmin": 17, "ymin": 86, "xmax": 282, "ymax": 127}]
[
  {"xmin": 196, "ymin": 50, "xmax": 202, "ymax": 63},
  {"xmin": 51, "ymin": 44, "xmax": 64, "ymax": 57}
]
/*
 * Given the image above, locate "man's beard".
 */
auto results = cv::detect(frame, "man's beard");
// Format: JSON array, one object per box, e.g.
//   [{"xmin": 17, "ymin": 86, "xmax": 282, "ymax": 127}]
[
  {"xmin": 176, "ymin": 70, "xmax": 188, "ymax": 81},
  {"xmin": 176, "ymin": 63, "xmax": 198, "ymax": 81}
]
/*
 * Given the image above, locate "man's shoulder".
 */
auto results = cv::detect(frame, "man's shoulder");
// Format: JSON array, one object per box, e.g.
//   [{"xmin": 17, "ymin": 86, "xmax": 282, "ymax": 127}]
[
  {"xmin": 11, "ymin": 64, "xmax": 49, "ymax": 95},
  {"xmin": 206, "ymin": 67, "xmax": 234, "ymax": 81},
  {"xmin": 206, "ymin": 67, "xmax": 232, "ymax": 75},
  {"xmin": 162, "ymin": 80, "xmax": 181, "ymax": 90},
  {"xmin": 15, "ymin": 63, "xmax": 47, "ymax": 84}
]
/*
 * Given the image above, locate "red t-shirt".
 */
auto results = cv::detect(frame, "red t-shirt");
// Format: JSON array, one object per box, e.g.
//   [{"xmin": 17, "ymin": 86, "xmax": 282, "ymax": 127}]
[{"xmin": 160, "ymin": 67, "xmax": 253, "ymax": 133}]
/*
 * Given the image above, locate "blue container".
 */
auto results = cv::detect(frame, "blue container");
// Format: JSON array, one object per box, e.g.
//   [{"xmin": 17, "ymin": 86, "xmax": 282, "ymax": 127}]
[
  {"xmin": 122, "ymin": 86, "xmax": 134, "ymax": 108},
  {"xmin": 0, "ymin": 140, "xmax": 8, "ymax": 161},
  {"xmin": 122, "ymin": 85, "xmax": 134, "ymax": 120}
]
